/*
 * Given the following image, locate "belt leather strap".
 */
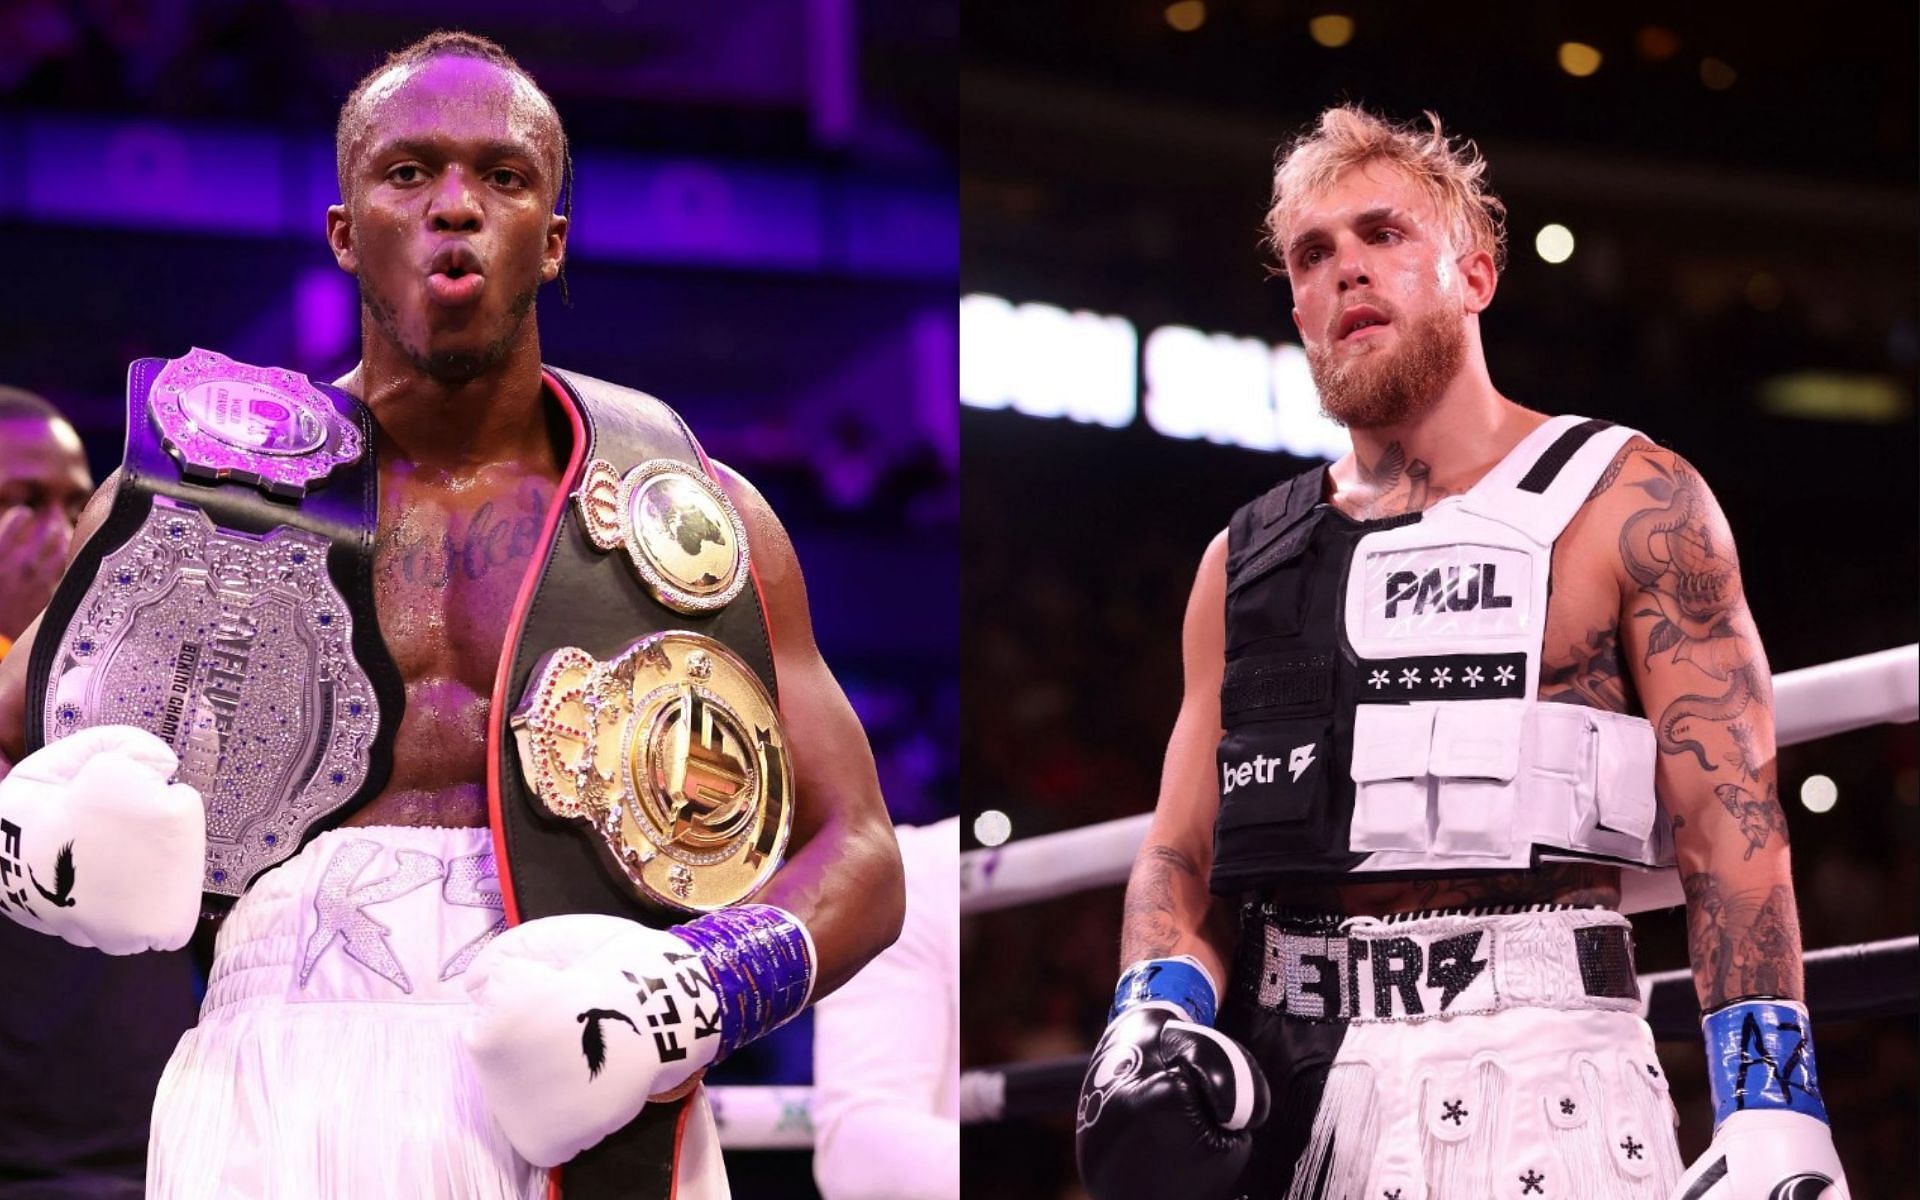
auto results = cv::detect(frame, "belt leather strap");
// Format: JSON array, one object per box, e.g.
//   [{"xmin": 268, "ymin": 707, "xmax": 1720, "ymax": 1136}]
[{"xmin": 488, "ymin": 366, "xmax": 779, "ymax": 1200}]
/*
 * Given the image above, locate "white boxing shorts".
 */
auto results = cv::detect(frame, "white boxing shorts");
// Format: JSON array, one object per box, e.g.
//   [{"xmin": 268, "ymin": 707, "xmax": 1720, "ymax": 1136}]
[
  {"xmin": 146, "ymin": 825, "xmax": 728, "ymax": 1200},
  {"xmin": 1221, "ymin": 905, "xmax": 1683, "ymax": 1200}
]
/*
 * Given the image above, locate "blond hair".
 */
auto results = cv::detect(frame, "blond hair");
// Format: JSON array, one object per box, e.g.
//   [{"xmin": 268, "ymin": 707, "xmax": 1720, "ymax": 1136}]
[{"xmin": 1265, "ymin": 105, "xmax": 1507, "ymax": 277}]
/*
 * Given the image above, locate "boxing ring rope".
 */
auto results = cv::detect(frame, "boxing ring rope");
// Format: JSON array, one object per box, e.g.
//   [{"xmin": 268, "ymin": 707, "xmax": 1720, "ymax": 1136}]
[
  {"xmin": 957, "ymin": 642, "xmax": 1920, "ymax": 1125},
  {"xmin": 705, "ymin": 1086, "xmax": 819, "ymax": 1150},
  {"xmin": 960, "ymin": 644, "xmax": 1919, "ymax": 916}
]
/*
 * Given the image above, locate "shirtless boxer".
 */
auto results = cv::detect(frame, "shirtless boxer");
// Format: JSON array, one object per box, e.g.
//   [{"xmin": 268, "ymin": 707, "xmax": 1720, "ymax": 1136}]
[
  {"xmin": 1074, "ymin": 106, "xmax": 1847, "ymax": 1200},
  {"xmin": 0, "ymin": 31, "xmax": 903, "ymax": 1200}
]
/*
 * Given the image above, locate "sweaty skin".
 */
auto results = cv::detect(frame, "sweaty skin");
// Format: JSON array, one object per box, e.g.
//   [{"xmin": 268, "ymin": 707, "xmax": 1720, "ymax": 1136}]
[
  {"xmin": 1121, "ymin": 160, "xmax": 1804, "ymax": 1020},
  {"xmin": 0, "ymin": 53, "xmax": 901, "ymax": 997}
]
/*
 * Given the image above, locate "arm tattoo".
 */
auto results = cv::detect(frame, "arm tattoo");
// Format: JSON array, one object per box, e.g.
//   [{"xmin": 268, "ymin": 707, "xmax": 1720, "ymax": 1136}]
[
  {"xmin": 1713, "ymin": 781, "xmax": 1788, "ymax": 860},
  {"xmin": 1585, "ymin": 439, "xmax": 1648, "ymax": 501},
  {"xmin": 1683, "ymin": 872, "xmax": 1803, "ymax": 1005},
  {"xmin": 1539, "ymin": 622, "xmax": 1638, "ymax": 713},
  {"xmin": 1120, "ymin": 844, "xmax": 1202, "ymax": 964},
  {"xmin": 1620, "ymin": 457, "xmax": 1759, "ymax": 770},
  {"xmin": 1724, "ymin": 721, "xmax": 1763, "ymax": 780}
]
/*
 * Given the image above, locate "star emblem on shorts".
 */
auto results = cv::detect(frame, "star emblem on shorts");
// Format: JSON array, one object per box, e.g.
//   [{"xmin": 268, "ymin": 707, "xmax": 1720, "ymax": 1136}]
[
  {"xmin": 1463, "ymin": 666, "xmax": 1484, "ymax": 687},
  {"xmin": 1559, "ymin": 1097, "xmax": 1576, "ymax": 1116},
  {"xmin": 1494, "ymin": 665, "xmax": 1516, "ymax": 686},
  {"xmin": 1441, "ymin": 1098, "xmax": 1467, "ymax": 1124},
  {"xmin": 1399, "ymin": 667, "xmax": 1421, "ymax": 688},
  {"xmin": 1384, "ymin": 1191, "xmax": 1402, "ymax": 1200},
  {"xmin": 1431, "ymin": 667, "xmax": 1452, "ymax": 688},
  {"xmin": 1369, "ymin": 669, "xmax": 1390, "ymax": 690},
  {"xmin": 1519, "ymin": 1169, "xmax": 1545, "ymax": 1194},
  {"xmin": 1620, "ymin": 1135, "xmax": 1643, "ymax": 1160}
]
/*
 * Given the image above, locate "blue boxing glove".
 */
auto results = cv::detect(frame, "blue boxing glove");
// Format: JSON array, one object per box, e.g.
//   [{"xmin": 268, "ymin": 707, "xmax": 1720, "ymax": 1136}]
[
  {"xmin": 1075, "ymin": 957, "xmax": 1269, "ymax": 1200},
  {"xmin": 463, "ymin": 904, "xmax": 813, "ymax": 1167},
  {"xmin": 1671, "ymin": 997, "xmax": 1849, "ymax": 1200}
]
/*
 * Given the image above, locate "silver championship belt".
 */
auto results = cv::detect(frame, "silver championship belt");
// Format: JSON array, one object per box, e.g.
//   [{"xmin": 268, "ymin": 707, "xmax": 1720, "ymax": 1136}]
[
  {"xmin": 28, "ymin": 350, "xmax": 397, "ymax": 900},
  {"xmin": 510, "ymin": 631, "xmax": 792, "ymax": 911},
  {"xmin": 149, "ymin": 347, "xmax": 362, "ymax": 498}
]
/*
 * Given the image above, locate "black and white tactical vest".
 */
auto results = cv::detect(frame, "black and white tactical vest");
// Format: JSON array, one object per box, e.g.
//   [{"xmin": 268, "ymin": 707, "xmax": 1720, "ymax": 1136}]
[{"xmin": 1212, "ymin": 415, "xmax": 1682, "ymax": 913}]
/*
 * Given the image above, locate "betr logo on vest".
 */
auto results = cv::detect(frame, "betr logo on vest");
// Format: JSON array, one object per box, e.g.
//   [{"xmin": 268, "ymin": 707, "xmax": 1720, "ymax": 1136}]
[
  {"xmin": 1222, "ymin": 743, "xmax": 1317, "ymax": 793},
  {"xmin": 1383, "ymin": 563, "xmax": 1513, "ymax": 618}
]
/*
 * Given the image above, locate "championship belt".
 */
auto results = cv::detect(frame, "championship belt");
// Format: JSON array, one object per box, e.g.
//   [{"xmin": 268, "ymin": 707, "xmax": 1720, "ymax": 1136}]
[
  {"xmin": 493, "ymin": 368, "xmax": 790, "ymax": 920},
  {"xmin": 489, "ymin": 366, "xmax": 790, "ymax": 1199},
  {"xmin": 26, "ymin": 349, "xmax": 403, "ymax": 901},
  {"xmin": 511, "ymin": 632, "xmax": 791, "ymax": 911}
]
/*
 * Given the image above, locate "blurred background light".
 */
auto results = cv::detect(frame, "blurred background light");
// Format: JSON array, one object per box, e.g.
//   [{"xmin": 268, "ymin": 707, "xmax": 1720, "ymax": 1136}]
[
  {"xmin": 1308, "ymin": 14, "xmax": 1355, "ymax": 48},
  {"xmin": 1800, "ymin": 774, "xmax": 1839, "ymax": 813},
  {"xmin": 1165, "ymin": 1, "xmax": 1206, "ymax": 34},
  {"xmin": 1558, "ymin": 42, "xmax": 1603, "ymax": 77},
  {"xmin": 1636, "ymin": 25, "xmax": 1681, "ymax": 61},
  {"xmin": 1535, "ymin": 223, "xmax": 1576, "ymax": 263},
  {"xmin": 1758, "ymin": 372, "xmax": 1911, "ymax": 423},
  {"xmin": 973, "ymin": 809, "xmax": 1013, "ymax": 847},
  {"xmin": 1701, "ymin": 56, "xmax": 1739, "ymax": 89}
]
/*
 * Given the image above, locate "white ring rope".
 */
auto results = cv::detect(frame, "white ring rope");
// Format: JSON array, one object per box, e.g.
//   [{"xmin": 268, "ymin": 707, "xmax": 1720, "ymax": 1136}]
[
  {"xmin": 707, "ymin": 1085, "xmax": 817, "ymax": 1150},
  {"xmin": 961, "ymin": 644, "xmax": 1919, "ymax": 915}
]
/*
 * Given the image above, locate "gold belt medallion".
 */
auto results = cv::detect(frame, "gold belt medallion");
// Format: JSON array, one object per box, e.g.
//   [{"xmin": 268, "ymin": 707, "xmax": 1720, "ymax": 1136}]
[
  {"xmin": 510, "ymin": 631, "xmax": 791, "ymax": 911},
  {"xmin": 573, "ymin": 458, "xmax": 750, "ymax": 614}
]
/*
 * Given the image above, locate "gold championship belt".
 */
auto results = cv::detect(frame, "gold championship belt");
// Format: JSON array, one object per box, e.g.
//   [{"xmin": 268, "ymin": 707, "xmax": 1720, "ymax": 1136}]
[
  {"xmin": 573, "ymin": 457, "xmax": 750, "ymax": 614},
  {"xmin": 510, "ymin": 631, "xmax": 792, "ymax": 912}
]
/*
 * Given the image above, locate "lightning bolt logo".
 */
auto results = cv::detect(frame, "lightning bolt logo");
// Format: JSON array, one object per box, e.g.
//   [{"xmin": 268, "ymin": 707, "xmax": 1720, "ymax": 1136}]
[{"xmin": 1288, "ymin": 743, "xmax": 1317, "ymax": 782}]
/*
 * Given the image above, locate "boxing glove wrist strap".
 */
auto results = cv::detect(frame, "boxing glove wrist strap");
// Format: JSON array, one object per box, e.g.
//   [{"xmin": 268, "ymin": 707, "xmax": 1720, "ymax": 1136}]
[
  {"xmin": 1109, "ymin": 955, "xmax": 1219, "ymax": 1026},
  {"xmin": 673, "ymin": 904, "xmax": 815, "ymax": 1060},
  {"xmin": 1701, "ymin": 996, "xmax": 1830, "ymax": 1127}
]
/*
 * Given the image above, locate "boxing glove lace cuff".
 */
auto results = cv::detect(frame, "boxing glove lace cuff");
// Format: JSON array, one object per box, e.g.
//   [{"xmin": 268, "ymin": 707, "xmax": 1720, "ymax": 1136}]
[
  {"xmin": 1701, "ymin": 996, "xmax": 1830, "ymax": 1127},
  {"xmin": 673, "ymin": 904, "xmax": 815, "ymax": 1060},
  {"xmin": 1109, "ymin": 955, "xmax": 1220, "ymax": 1026}
]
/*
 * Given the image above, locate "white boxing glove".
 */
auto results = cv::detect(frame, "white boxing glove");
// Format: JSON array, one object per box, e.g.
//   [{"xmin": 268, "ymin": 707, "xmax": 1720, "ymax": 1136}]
[
  {"xmin": 463, "ymin": 904, "xmax": 815, "ymax": 1168},
  {"xmin": 462, "ymin": 914, "xmax": 725, "ymax": 1168},
  {"xmin": 1672, "ymin": 1110, "xmax": 1848, "ymax": 1200},
  {"xmin": 0, "ymin": 724, "xmax": 206, "ymax": 954},
  {"xmin": 1675, "ymin": 997, "xmax": 1849, "ymax": 1200}
]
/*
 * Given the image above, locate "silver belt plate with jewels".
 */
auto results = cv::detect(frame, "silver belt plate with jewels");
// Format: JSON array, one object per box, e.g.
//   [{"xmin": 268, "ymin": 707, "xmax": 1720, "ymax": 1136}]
[{"xmin": 39, "ymin": 496, "xmax": 382, "ymax": 897}]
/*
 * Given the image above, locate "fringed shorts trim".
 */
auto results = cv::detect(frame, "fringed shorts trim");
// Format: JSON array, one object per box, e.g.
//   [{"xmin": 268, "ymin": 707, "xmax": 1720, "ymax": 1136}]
[
  {"xmin": 1281, "ymin": 1007, "xmax": 1681, "ymax": 1200},
  {"xmin": 147, "ymin": 826, "xmax": 540, "ymax": 1200}
]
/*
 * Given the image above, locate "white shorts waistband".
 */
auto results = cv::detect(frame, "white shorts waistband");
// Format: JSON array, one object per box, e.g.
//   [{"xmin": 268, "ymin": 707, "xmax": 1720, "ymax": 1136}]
[
  {"xmin": 1246, "ymin": 906, "xmax": 1639, "ymax": 1023},
  {"xmin": 205, "ymin": 824, "xmax": 504, "ymax": 1015}
]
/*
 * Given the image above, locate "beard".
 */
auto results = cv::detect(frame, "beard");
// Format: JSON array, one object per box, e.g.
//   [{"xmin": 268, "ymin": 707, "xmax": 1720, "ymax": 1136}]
[
  {"xmin": 360, "ymin": 276, "xmax": 540, "ymax": 385},
  {"xmin": 1307, "ymin": 301, "xmax": 1467, "ymax": 430}
]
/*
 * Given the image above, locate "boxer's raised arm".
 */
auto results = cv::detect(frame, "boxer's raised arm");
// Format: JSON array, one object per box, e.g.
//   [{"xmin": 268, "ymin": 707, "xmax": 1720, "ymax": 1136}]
[
  {"xmin": 0, "ymin": 470, "xmax": 122, "ymax": 773},
  {"xmin": 712, "ymin": 462, "xmax": 905, "ymax": 1000},
  {"xmin": 1119, "ymin": 530, "xmax": 1235, "ymax": 986}
]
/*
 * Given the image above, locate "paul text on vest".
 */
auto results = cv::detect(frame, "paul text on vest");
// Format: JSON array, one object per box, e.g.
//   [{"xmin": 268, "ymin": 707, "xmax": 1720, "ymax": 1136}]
[{"xmin": 1383, "ymin": 563, "xmax": 1513, "ymax": 619}]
